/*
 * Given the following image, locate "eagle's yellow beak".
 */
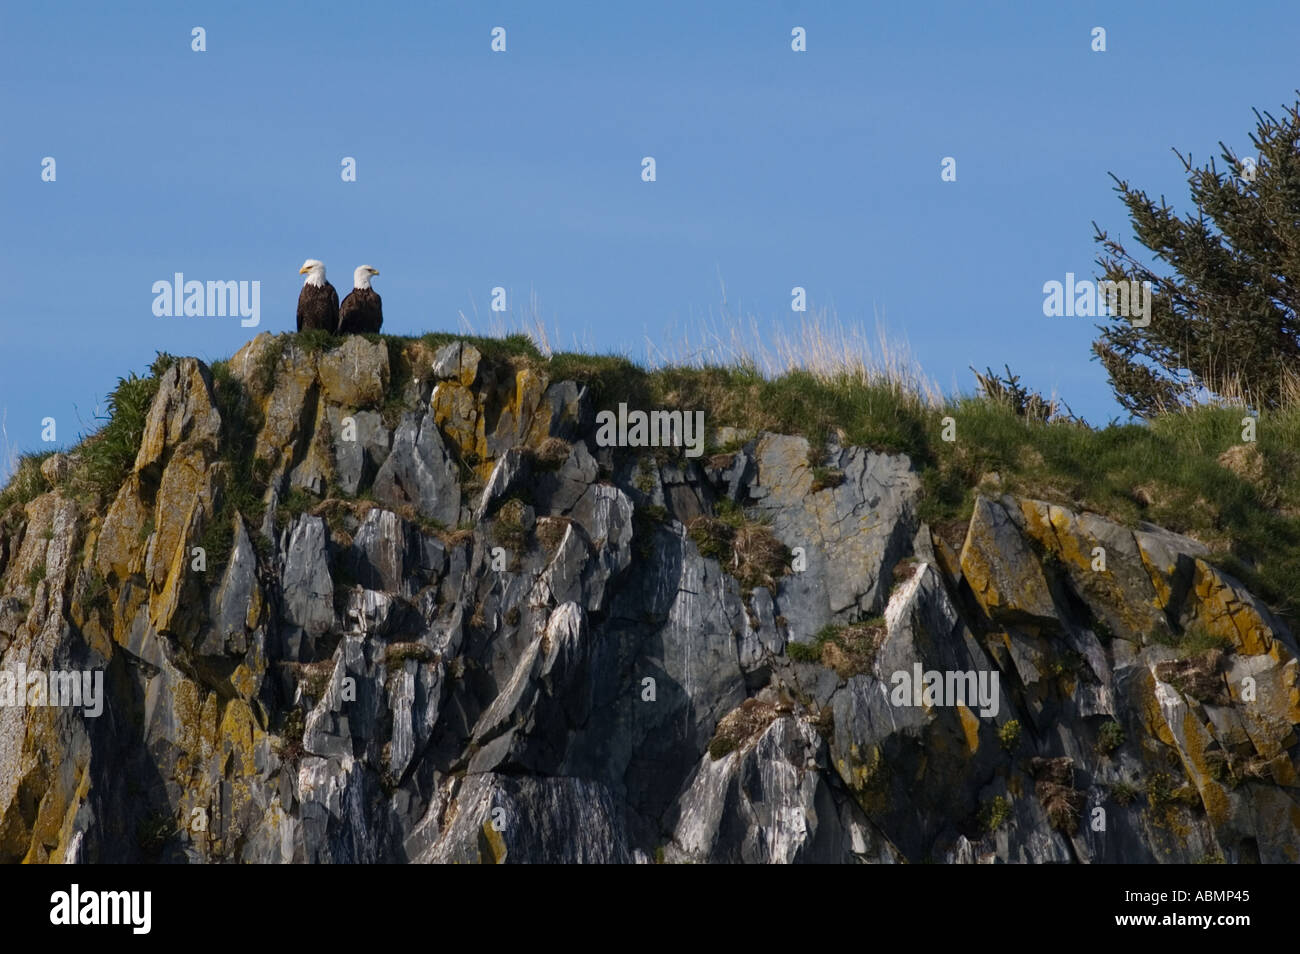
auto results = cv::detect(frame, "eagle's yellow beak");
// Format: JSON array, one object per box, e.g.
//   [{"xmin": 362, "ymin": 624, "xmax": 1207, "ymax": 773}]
[
  {"xmin": 371, "ymin": 268, "xmax": 380, "ymax": 276},
  {"xmin": 299, "ymin": 265, "xmax": 310, "ymax": 275}
]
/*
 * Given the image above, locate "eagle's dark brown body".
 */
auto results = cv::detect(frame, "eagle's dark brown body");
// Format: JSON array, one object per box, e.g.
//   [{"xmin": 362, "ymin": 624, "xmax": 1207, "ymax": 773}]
[
  {"xmin": 297, "ymin": 281, "xmax": 339, "ymax": 332},
  {"xmin": 338, "ymin": 286, "xmax": 383, "ymax": 334}
]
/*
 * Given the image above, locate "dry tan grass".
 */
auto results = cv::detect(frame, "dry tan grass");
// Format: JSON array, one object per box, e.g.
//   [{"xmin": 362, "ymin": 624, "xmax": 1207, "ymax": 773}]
[
  {"xmin": 1029, "ymin": 757, "xmax": 1084, "ymax": 834},
  {"xmin": 453, "ymin": 287, "xmax": 576, "ymax": 359},
  {"xmin": 707, "ymin": 698, "xmax": 780, "ymax": 760},
  {"xmin": 1152, "ymin": 357, "xmax": 1300, "ymax": 415},
  {"xmin": 772, "ymin": 312, "xmax": 944, "ymax": 406},
  {"xmin": 447, "ymin": 280, "xmax": 945, "ymax": 412},
  {"xmin": 530, "ymin": 436, "xmax": 572, "ymax": 470},
  {"xmin": 644, "ymin": 306, "xmax": 945, "ymax": 410},
  {"xmin": 1217, "ymin": 444, "xmax": 1265, "ymax": 485},
  {"xmin": 819, "ymin": 621, "xmax": 886, "ymax": 680}
]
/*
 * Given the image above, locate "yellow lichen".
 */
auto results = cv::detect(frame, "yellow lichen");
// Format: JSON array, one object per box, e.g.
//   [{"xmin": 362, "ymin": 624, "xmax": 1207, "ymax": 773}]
[
  {"xmin": 480, "ymin": 819, "xmax": 507, "ymax": 863},
  {"xmin": 957, "ymin": 704, "xmax": 981, "ymax": 754}
]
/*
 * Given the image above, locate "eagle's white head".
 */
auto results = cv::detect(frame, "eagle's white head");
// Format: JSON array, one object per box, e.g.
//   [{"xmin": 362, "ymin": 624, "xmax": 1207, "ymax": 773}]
[
  {"xmin": 353, "ymin": 265, "xmax": 379, "ymax": 290},
  {"xmin": 299, "ymin": 259, "xmax": 327, "ymax": 287}
]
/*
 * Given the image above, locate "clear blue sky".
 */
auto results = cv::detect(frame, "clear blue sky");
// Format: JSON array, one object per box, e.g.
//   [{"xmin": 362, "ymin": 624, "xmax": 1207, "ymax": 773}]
[{"xmin": 4, "ymin": 0, "xmax": 1298, "ymax": 476}]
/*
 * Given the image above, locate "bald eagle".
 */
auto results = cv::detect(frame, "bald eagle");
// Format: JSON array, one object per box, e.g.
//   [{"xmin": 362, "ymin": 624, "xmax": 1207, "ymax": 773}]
[
  {"xmin": 297, "ymin": 260, "xmax": 339, "ymax": 332},
  {"xmin": 338, "ymin": 265, "xmax": 383, "ymax": 334}
]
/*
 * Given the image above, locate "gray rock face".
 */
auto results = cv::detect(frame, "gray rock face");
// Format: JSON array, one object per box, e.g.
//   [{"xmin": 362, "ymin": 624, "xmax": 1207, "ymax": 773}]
[
  {"xmin": 750, "ymin": 435, "xmax": 921, "ymax": 641},
  {"xmin": 669, "ymin": 716, "xmax": 893, "ymax": 863},
  {"xmin": 348, "ymin": 508, "xmax": 444, "ymax": 598},
  {"xmin": 303, "ymin": 648, "xmax": 356, "ymax": 761},
  {"xmin": 828, "ymin": 565, "xmax": 1006, "ymax": 859},
  {"xmin": 468, "ymin": 602, "xmax": 591, "ymax": 774},
  {"xmin": 421, "ymin": 773, "xmax": 633, "ymax": 863},
  {"xmin": 331, "ymin": 409, "xmax": 391, "ymax": 497},
  {"xmin": 373, "ymin": 410, "xmax": 461, "ymax": 528},
  {"xmin": 6, "ymin": 344, "xmax": 1300, "ymax": 865},
  {"xmin": 476, "ymin": 447, "xmax": 530, "ymax": 520},
  {"xmin": 535, "ymin": 381, "xmax": 592, "ymax": 442},
  {"xmin": 534, "ymin": 440, "xmax": 599, "ymax": 514},
  {"xmin": 280, "ymin": 516, "xmax": 335, "ymax": 661},
  {"xmin": 430, "ymin": 341, "xmax": 480, "ymax": 384}
]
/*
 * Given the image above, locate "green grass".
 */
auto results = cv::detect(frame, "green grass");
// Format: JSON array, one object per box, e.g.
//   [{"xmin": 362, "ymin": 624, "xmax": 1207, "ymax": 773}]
[
  {"xmin": 923, "ymin": 400, "xmax": 1300, "ymax": 621},
  {"xmin": 1146, "ymin": 624, "xmax": 1234, "ymax": 656},
  {"xmin": 275, "ymin": 487, "xmax": 318, "ymax": 527},
  {"xmin": 786, "ymin": 620, "xmax": 885, "ymax": 677},
  {"xmin": 687, "ymin": 515, "xmax": 732, "ymax": 562},
  {"xmin": 0, "ymin": 452, "xmax": 54, "ymax": 516},
  {"xmin": 0, "ymin": 352, "xmax": 175, "ymax": 524},
  {"xmin": 1145, "ymin": 771, "xmax": 1202, "ymax": 810},
  {"xmin": 686, "ymin": 503, "xmax": 789, "ymax": 593},
  {"xmin": 379, "ymin": 337, "xmax": 415, "ymax": 428},
  {"xmin": 385, "ymin": 642, "xmax": 433, "ymax": 668},
  {"xmin": 79, "ymin": 354, "xmax": 177, "ymax": 497},
  {"xmin": 1110, "ymin": 780, "xmax": 1141, "ymax": 806},
  {"xmin": 712, "ymin": 497, "xmax": 748, "ymax": 528},
  {"xmin": 413, "ymin": 331, "xmax": 543, "ymax": 363},
  {"xmin": 786, "ymin": 640, "xmax": 822, "ymax": 663},
  {"xmin": 82, "ymin": 569, "xmax": 111, "ymax": 617},
  {"xmin": 810, "ymin": 465, "xmax": 845, "ymax": 492},
  {"xmin": 293, "ymin": 329, "xmax": 344, "ymax": 355},
  {"xmin": 248, "ymin": 336, "xmax": 287, "ymax": 393},
  {"xmin": 198, "ymin": 513, "xmax": 234, "ymax": 579},
  {"xmin": 630, "ymin": 506, "xmax": 663, "ymax": 562},
  {"xmin": 5, "ymin": 329, "xmax": 1300, "ymax": 631},
  {"xmin": 998, "ymin": 719, "xmax": 1021, "ymax": 752},
  {"xmin": 633, "ymin": 462, "xmax": 657, "ymax": 495},
  {"xmin": 491, "ymin": 497, "xmax": 529, "ymax": 552},
  {"xmin": 195, "ymin": 361, "xmax": 270, "ymax": 575},
  {"xmin": 707, "ymin": 736, "xmax": 738, "ymax": 760},
  {"xmin": 136, "ymin": 811, "xmax": 178, "ymax": 857},
  {"xmin": 1097, "ymin": 720, "xmax": 1126, "ymax": 756},
  {"xmin": 978, "ymin": 795, "xmax": 1012, "ymax": 833}
]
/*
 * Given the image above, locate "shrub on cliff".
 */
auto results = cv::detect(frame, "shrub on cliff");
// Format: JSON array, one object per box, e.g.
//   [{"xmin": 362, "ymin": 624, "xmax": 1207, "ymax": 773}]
[{"xmin": 80, "ymin": 353, "xmax": 176, "ymax": 498}]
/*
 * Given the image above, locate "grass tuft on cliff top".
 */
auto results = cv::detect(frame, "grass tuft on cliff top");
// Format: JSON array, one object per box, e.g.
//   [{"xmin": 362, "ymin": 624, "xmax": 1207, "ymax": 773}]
[{"xmin": 4, "ymin": 315, "xmax": 1300, "ymax": 623}]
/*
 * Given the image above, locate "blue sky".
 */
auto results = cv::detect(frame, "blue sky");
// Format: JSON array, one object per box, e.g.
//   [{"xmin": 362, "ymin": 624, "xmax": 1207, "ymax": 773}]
[{"xmin": 4, "ymin": 0, "xmax": 1298, "ymax": 476}]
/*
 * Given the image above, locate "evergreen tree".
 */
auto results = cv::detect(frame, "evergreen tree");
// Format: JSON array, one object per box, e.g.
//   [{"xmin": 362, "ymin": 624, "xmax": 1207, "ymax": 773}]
[{"xmin": 1092, "ymin": 98, "xmax": 1300, "ymax": 416}]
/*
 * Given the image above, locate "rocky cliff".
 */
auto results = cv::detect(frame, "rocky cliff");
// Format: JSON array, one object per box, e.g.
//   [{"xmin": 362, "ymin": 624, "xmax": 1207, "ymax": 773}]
[{"xmin": 2, "ymin": 334, "xmax": 1298, "ymax": 863}]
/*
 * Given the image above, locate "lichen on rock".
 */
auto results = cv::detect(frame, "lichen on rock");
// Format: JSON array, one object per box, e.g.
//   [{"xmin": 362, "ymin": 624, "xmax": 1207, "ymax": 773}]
[{"xmin": 2, "ymin": 336, "xmax": 1299, "ymax": 864}]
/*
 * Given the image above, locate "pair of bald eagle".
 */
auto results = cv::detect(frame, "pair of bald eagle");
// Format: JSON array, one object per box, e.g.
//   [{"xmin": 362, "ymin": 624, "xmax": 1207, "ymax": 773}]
[{"xmin": 297, "ymin": 260, "xmax": 383, "ymax": 334}]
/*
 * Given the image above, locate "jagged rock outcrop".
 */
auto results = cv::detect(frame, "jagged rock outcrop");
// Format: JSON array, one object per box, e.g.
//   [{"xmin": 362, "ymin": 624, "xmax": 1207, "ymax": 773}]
[{"xmin": 2, "ymin": 334, "xmax": 1299, "ymax": 863}]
